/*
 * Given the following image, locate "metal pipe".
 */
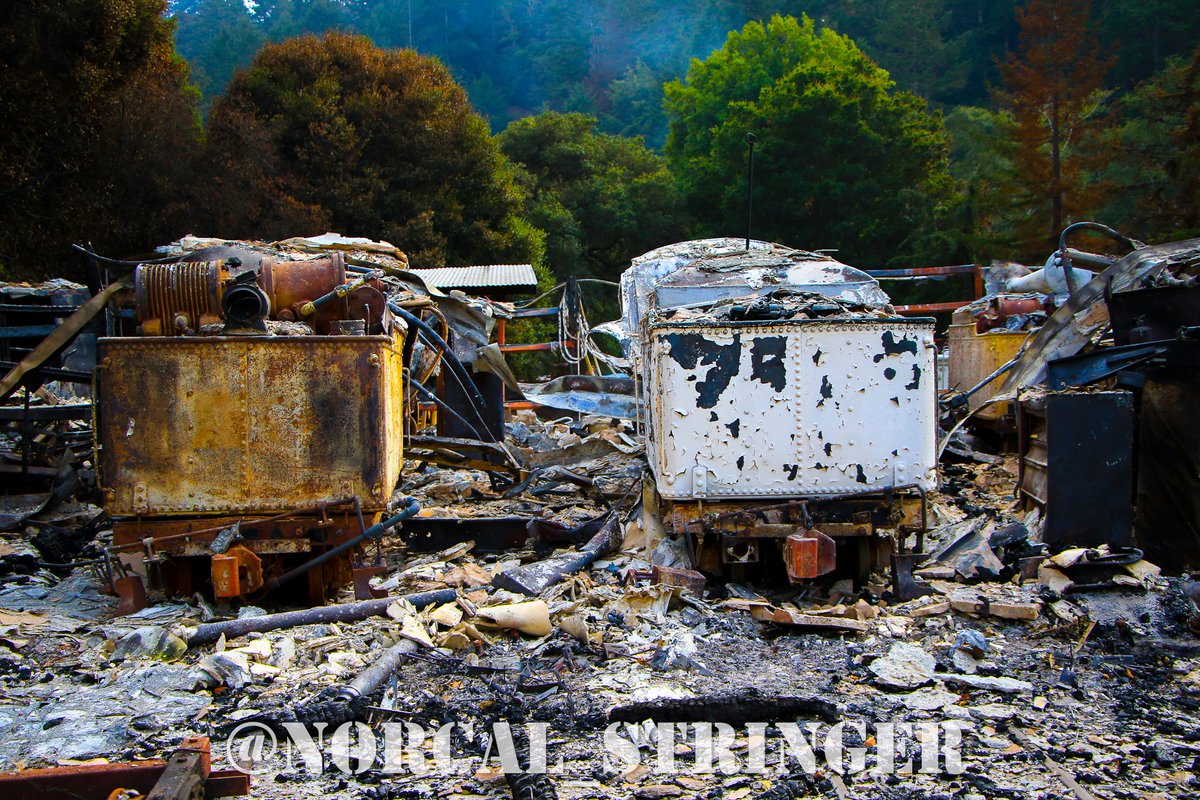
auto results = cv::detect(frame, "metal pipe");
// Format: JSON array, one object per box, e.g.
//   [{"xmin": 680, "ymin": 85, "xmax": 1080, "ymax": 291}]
[
  {"xmin": 1057, "ymin": 222, "xmax": 1141, "ymax": 298},
  {"xmin": 264, "ymin": 497, "xmax": 421, "ymax": 591},
  {"xmin": 185, "ymin": 587, "xmax": 456, "ymax": 646},
  {"xmin": 389, "ymin": 303, "xmax": 496, "ymax": 442},
  {"xmin": 298, "ymin": 274, "xmax": 380, "ymax": 318},
  {"xmin": 407, "ymin": 377, "xmax": 487, "ymax": 441},
  {"xmin": 335, "ymin": 639, "xmax": 419, "ymax": 701},
  {"xmin": 70, "ymin": 243, "xmax": 182, "ymax": 267}
]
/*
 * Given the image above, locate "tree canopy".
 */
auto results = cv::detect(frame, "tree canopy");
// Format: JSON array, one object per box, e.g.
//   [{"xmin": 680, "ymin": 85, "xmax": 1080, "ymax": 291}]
[
  {"xmin": 1104, "ymin": 46, "xmax": 1200, "ymax": 241},
  {"xmin": 499, "ymin": 112, "xmax": 685, "ymax": 287},
  {"xmin": 202, "ymin": 32, "xmax": 542, "ymax": 268},
  {"xmin": 995, "ymin": 0, "xmax": 1113, "ymax": 255},
  {"xmin": 664, "ymin": 15, "xmax": 962, "ymax": 266},
  {"xmin": 0, "ymin": 0, "xmax": 202, "ymax": 277}
]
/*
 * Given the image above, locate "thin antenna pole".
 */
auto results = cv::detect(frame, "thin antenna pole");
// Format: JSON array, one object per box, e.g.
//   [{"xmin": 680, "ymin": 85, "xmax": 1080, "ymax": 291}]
[{"xmin": 745, "ymin": 132, "xmax": 758, "ymax": 251}]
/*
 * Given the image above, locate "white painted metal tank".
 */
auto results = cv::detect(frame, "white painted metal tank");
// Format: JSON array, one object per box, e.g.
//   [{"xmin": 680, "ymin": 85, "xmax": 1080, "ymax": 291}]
[{"xmin": 622, "ymin": 239, "xmax": 938, "ymax": 501}]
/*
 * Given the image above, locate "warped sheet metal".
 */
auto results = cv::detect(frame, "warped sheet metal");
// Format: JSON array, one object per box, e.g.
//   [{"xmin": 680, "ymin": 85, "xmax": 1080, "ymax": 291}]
[
  {"xmin": 521, "ymin": 374, "xmax": 639, "ymax": 419},
  {"xmin": 996, "ymin": 238, "xmax": 1200, "ymax": 395}
]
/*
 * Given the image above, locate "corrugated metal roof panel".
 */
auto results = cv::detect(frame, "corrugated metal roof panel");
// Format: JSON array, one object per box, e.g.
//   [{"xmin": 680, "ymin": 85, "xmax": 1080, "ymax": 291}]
[{"xmin": 409, "ymin": 264, "xmax": 537, "ymax": 290}]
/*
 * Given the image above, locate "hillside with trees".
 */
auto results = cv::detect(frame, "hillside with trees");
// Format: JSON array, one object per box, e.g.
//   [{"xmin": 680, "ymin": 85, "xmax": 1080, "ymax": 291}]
[{"xmin": 0, "ymin": 1, "xmax": 1197, "ymax": 283}]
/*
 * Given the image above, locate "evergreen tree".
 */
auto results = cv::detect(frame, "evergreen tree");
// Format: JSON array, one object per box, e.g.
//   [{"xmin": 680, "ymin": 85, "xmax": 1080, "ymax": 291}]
[
  {"xmin": 201, "ymin": 32, "xmax": 542, "ymax": 268},
  {"xmin": 1105, "ymin": 47, "xmax": 1200, "ymax": 240},
  {"xmin": 996, "ymin": 0, "xmax": 1112, "ymax": 255}
]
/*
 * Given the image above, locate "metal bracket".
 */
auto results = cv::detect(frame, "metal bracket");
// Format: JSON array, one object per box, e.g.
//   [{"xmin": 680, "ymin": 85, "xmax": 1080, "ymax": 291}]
[{"xmin": 890, "ymin": 552, "xmax": 933, "ymax": 601}]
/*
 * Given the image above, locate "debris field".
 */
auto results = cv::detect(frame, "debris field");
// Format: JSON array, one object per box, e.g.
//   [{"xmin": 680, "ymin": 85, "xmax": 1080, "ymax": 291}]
[{"xmin": 0, "ymin": 232, "xmax": 1199, "ymax": 799}]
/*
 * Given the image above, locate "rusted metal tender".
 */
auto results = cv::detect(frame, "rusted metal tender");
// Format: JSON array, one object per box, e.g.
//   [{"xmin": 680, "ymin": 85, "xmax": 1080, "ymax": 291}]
[
  {"xmin": 96, "ymin": 248, "xmax": 406, "ymax": 605},
  {"xmin": 623, "ymin": 239, "xmax": 936, "ymax": 585}
]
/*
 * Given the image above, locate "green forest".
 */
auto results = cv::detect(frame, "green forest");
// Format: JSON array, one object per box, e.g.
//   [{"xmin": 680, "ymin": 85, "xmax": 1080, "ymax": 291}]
[{"xmin": 1, "ymin": 0, "xmax": 1197, "ymax": 292}]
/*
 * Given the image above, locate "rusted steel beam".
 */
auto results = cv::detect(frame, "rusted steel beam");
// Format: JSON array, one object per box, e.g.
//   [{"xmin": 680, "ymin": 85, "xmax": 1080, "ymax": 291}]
[
  {"xmin": 894, "ymin": 301, "xmax": 970, "ymax": 313},
  {"xmin": 498, "ymin": 341, "xmax": 558, "ymax": 352},
  {"xmin": 147, "ymin": 736, "xmax": 210, "ymax": 800},
  {"xmin": 0, "ymin": 738, "xmax": 249, "ymax": 799},
  {"xmin": 185, "ymin": 587, "xmax": 456, "ymax": 646}
]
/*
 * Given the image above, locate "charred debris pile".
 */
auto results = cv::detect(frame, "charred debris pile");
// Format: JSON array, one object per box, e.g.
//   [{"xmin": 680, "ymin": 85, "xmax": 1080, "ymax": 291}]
[{"xmin": 0, "ymin": 232, "xmax": 1197, "ymax": 799}]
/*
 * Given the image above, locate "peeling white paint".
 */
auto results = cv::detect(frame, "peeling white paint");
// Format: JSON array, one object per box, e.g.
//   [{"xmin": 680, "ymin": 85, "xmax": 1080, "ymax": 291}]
[{"xmin": 646, "ymin": 319, "xmax": 937, "ymax": 500}]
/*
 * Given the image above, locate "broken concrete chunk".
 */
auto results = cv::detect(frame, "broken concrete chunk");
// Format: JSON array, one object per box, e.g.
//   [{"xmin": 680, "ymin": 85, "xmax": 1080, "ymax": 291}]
[
  {"xmin": 1048, "ymin": 548, "xmax": 1090, "ymax": 569},
  {"xmin": 1125, "ymin": 559, "xmax": 1161, "ymax": 581},
  {"xmin": 557, "ymin": 613, "xmax": 593, "ymax": 645},
  {"xmin": 947, "ymin": 587, "xmax": 1041, "ymax": 620},
  {"xmin": 869, "ymin": 642, "xmax": 935, "ymax": 689},
  {"xmin": 428, "ymin": 602, "xmax": 464, "ymax": 628},
  {"xmin": 229, "ymin": 637, "xmax": 272, "ymax": 661},
  {"xmin": 400, "ymin": 614, "xmax": 435, "ymax": 648},
  {"xmin": 749, "ymin": 604, "xmax": 870, "ymax": 633},
  {"xmin": 901, "ymin": 688, "xmax": 960, "ymax": 711},
  {"xmin": 952, "ymin": 649, "xmax": 982, "ymax": 675},
  {"xmin": 936, "ymin": 672, "xmax": 1033, "ymax": 694},
  {"xmin": 971, "ymin": 702, "xmax": 1016, "ymax": 720}
]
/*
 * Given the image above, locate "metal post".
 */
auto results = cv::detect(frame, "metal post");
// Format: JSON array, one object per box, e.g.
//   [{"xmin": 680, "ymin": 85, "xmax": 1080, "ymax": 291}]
[{"xmin": 745, "ymin": 132, "xmax": 758, "ymax": 251}]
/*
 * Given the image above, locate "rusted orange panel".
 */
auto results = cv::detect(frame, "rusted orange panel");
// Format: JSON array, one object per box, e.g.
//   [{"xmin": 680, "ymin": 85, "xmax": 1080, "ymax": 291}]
[
  {"xmin": 947, "ymin": 322, "xmax": 1027, "ymax": 418},
  {"xmin": 783, "ymin": 529, "xmax": 837, "ymax": 581},
  {"xmin": 97, "ymin": 333, "xmax": 405, "ymax": 517}
]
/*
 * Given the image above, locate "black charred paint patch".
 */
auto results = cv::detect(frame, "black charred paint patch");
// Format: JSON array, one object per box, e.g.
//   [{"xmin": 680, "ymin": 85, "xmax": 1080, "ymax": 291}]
[
  {"xmin": 812, "ymin": 348, "xmax": 823, "ymax": 366},
  {"xmin": 817, "ymin": 375, "xmax": 833, "ymax": 407},
  {"xmin": 824, "ymin": 442, "xmax": 833, "ymax": 457},
  {"xmin": 736, "ymin": 456, "xmax": 745, "ymax": 470},
  {"xmin": 884, "ymin": 367, "xmax": 896, "ymax": 380},
  {"xmin": 873, "ymin": 331, "xmax": 919, "ymax": 363},
  {"xmin": 750, "ymin": 337, "xmax": 787, "ymax": 392},
  {"xmin": 666, "ymin": 332, "xmax": 742, "ymax": 409},
  {"xmin": 855, "ymin": 464, "xmax": 867, "ymax": 484},
  {"xmin": 726, "ymin": 418, "xmax": 741, "ymax": 438},
  {"xmin": 906, "ymin": 364, "xmax": 922, "ymax": 390}
]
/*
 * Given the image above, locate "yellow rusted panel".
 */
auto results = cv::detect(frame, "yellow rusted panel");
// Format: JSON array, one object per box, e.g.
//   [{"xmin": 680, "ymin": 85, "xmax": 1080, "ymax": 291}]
[
  {"xmin": 97, "ymin": 332, "xmax": 405, "ymax": 517},
  {"xmin": 947, "ymin": 323, "xmax": 1028, "ymax": 419}
]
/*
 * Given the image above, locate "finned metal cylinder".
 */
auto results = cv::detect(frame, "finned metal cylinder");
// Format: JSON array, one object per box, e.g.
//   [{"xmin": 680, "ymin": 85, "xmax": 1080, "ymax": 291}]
[{"xmin": 135, "ymin": 262, "xmax": 225, "ymax": 335}]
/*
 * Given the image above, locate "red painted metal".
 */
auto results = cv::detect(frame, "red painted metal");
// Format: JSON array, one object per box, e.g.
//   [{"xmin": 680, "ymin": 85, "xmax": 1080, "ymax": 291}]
[
  {"xmin": 783, "ymin": 529, "xmax": 838, "ymax": 581},
  {"xmin": 895, "ymin": 301, "xmax": 971, "ymax": 314}
]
